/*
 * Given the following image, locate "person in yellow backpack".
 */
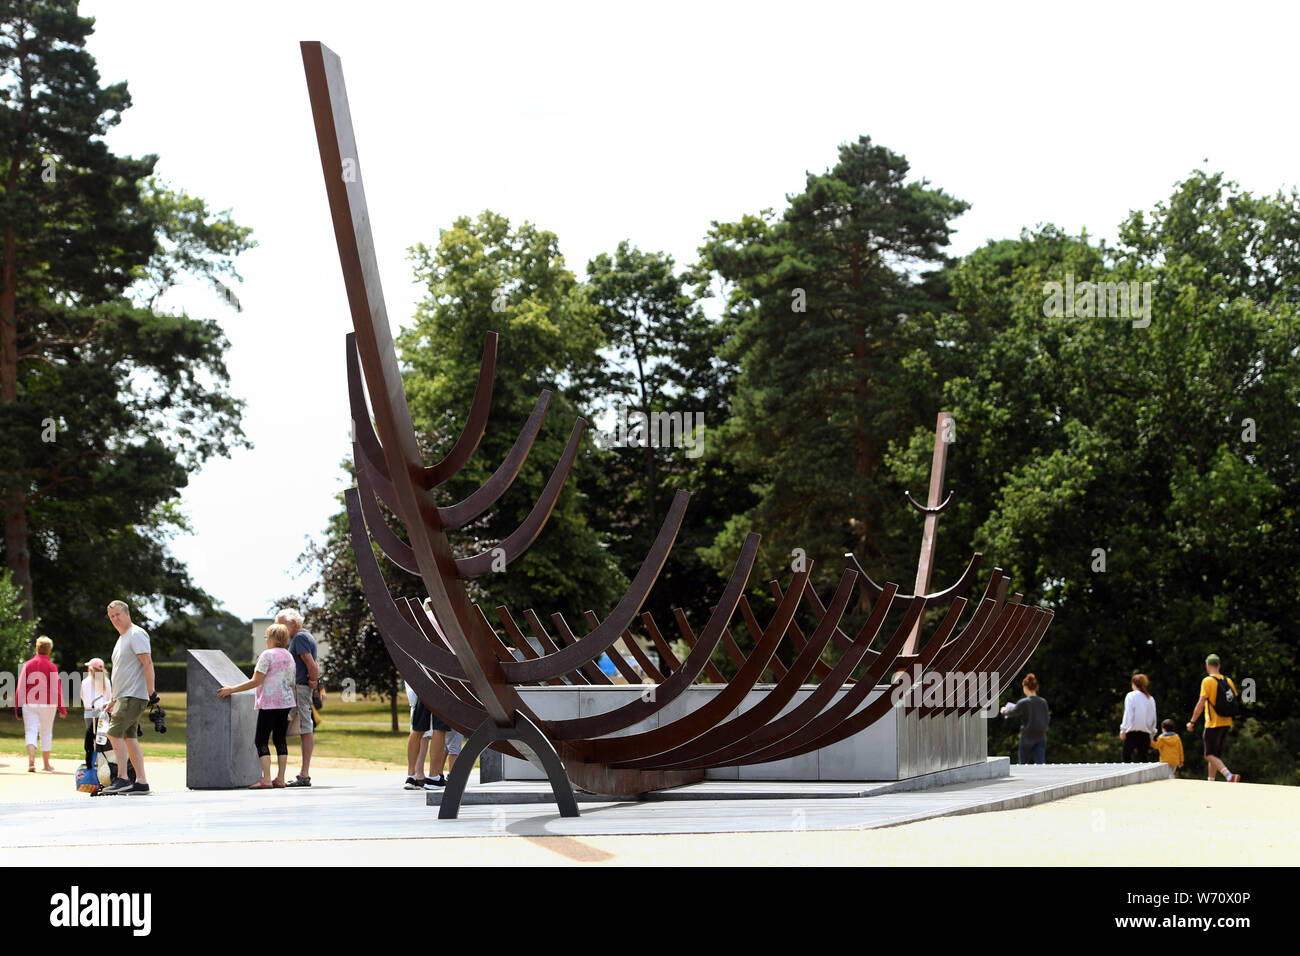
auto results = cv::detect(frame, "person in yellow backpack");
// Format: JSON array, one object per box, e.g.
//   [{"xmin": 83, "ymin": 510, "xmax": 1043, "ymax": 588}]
[
  {"xmin": 1186, "ymin": 654, "xmax": 1241, "ymax": 782},
  {"xmin": 1150, "ymin": 719, "xmax": 1184, "ymax": 776}
]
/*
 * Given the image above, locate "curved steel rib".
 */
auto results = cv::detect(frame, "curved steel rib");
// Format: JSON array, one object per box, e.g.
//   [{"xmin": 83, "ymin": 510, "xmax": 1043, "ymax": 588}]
[
  {"xmin": 547, "ymin": 611, "xmax": 615, "ymax": 685},
  {"xmin": 615, "ymin": 626, "xmax": 668, "ymax": 683},
  {"xmin": 615, "ymin": 568, "xmax": 859, "ymax": 771},
  {"xmin": 703, "ymin": 609, "xmax": 748, "ymax": 673},
  {"xmin": 905, "ymin": 489, "xmax": 954, "ymax": 515},
  {"xmin": 423, "ymin": 331, "xmax": 497, "ymax": 488},
  {"xmin": 469, "ymin": 604, "xmax": 539, "ymax": 676},
  {"xmin": 937, "ymin": 601, "xmax": 1036, "ymax": 715},
  {"xmin": 495, "ymin": 606, "xmax": 569, "ymax": 686},
  {"xmin": 923, "ymin": 599, "xmax": 1026, "ymax": 717},
  {"xmin": 454, "ymin": 419, "xmax": 586, "ymax": 578},
  {"xmin": 953, "ymin": 604, "xmax": 1051, "ymax": 716},
  {"xmin": 975, "ymin": 609, "xmax": 1052, "ymax": 712},
  {"xmin": 849, "ymin": 551, "xmax": 982, "ymax": 607},
  {"xmin": 670, "ymin": 612, "xmax": 727, "ymax": 683},
  {"xmin": 354, "ymin": 404, "xmax": 586, "ymax": 583},
  {"xmin": 350, "ymin": 352, "xmax": 557, "ymax": 534},
  {"xmin": 770, "ymin": 602, "xmax": 837, "ymax": 683},
  {"xmin": 520, "ymin": 609, "xmax": 590, "ymax": 685},
  {"xmin": 573, "ymin": 558, "xmax": 811, "ymax": 765},
  {"xmin": 736, "ymin": 597, "xmax": 789, "ymax": 682},
  {"xmin": 343, "ymin": 487, "xmax": 467, "ymax": 682},
  {"xmin": 354, "ymin": 447, "xmax": 419, "ymax": 574},
  {"xmin": 582, "ymin": 610, "xmax": 646, "ymax": 685},
  {"xmin": 643, "ymin": 612, "xmax": 684, "ymax": 675},
  {"xmin": 438, "ymin": 390, "xmax": 551, "ymax": 529},
  {"xmin": 903, "ymin": 572, "xmax": 1016, "ymax": 719},
  {"xmin": 736, "ymin": 595, "xmax": 967, "ymax": 766},
  {"xmin": 666, "ymin": 582, "xmax": 904, "ymax": 771},
  {"xmin": 790, "ymin": 551, "xmax": 980, "ymax": 657},
  {"xmin": 780, "ymin": 591, "xmax": 1025, "ymax": 760},
  {"xmin": 346, "ymin": 333, "xmax": 385, "ymax": 471},
  {"xmin": 544, "ymin": 534, "xmax": 762, "ymax": 741},
  {"xmin": 498, "ymin": 489, "xmax": 690, "ymax": 683}
]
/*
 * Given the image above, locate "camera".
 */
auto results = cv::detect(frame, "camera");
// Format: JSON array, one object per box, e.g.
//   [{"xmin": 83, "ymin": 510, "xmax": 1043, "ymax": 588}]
[{"xmin": 148, "ymin": 705, "xmax": 167, "ymax": 734}]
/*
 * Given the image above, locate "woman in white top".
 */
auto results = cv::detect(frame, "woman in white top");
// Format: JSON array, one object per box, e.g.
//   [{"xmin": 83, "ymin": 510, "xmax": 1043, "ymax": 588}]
[
  {"xmin": 1119, "ymin": 673, "xmax": 1158, "ymax": 762},
  {"xmin": 81, "ymin": 657, "xmax": 114, "ymax": 769}
]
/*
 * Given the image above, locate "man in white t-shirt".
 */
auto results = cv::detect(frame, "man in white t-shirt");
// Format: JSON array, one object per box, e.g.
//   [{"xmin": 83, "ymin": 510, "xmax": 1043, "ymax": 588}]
[{"xmin": 102, "ymin": 600, "xmax": 156, "ymax": 795}]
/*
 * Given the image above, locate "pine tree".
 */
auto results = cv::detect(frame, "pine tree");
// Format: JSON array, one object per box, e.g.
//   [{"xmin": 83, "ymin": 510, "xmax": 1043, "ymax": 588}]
[
  {"xmin": 0, "ymin": 1, "xmax": 252, "ymax": 666},
  {"xmin": 700, "ymin": 136, "xmax": 967, "ymax": 593}
]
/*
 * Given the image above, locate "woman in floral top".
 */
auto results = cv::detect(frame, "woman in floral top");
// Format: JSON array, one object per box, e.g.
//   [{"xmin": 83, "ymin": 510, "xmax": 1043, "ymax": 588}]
[{"xmin": 218, "ymin": 624, "xmax": 297, "ymax": 788}]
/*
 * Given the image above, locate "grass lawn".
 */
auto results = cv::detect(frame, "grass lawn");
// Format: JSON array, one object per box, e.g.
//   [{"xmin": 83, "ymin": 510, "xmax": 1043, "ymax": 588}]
[{"xmin": 1, "ymin": 693, "xmax": 421, "ymax": 766}]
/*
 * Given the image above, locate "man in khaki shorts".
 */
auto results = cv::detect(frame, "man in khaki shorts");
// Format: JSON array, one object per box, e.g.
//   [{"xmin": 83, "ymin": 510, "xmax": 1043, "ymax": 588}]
[
  {"xmin": 103, "ymin": 601, "xmax": 156, "ymax": 795},
  {"xmin": 278, "ymin": 608, "xmax": 319, "ymax": 787}
]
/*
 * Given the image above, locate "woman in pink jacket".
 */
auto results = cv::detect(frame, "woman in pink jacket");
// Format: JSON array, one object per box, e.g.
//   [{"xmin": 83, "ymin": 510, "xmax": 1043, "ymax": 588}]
[{"xmin": 17, "ymin": 636, "xmax": 67, "ymax": 772}]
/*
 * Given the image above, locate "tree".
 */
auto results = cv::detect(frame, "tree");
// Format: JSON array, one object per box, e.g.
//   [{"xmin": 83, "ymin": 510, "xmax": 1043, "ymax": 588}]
[
  {"xmin": 699, "ymin": 137, "xmax": 968, "ymax": 596},
  {"xmin": 162, "ymin": 609, "xmax": 250, "ymax": 663},
  {"xmin": 284, "ymin": 502, "xmax": 407, "ymax": 732},
  {"xmin": 298, "ymin": 212, "xmax": 628, "ymax": 724},
  {"xmin": 890, "ymin": 172, "xmax": 1300, "ymax": 779},
  {"xmin": 0, "ymin": 566, "xmax": 33, "ymax": 678},
  {"xmin": 399, "ymin": 211, "xmax": 622, "ymax": 622},
  {"xmin": 584, "ymin": 241, "xmax": 738, "ymax": 629},
  {"xmin": 0, "ymin": 1, "xmax": 253, "ymax": 668}
]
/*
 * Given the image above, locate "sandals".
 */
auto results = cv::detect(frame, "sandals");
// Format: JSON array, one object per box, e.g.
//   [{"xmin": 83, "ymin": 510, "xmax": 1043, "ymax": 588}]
[
  {"xmin": 285, "ymin": 775, "xmax": 311, "ymax": 788},
  {"xmin": 249, "ymin": 780, "xmax": 272, "ymax": 789},
  {"xmin": 272, "ymin": 780, "xmax": 286, "ymax": 788}
]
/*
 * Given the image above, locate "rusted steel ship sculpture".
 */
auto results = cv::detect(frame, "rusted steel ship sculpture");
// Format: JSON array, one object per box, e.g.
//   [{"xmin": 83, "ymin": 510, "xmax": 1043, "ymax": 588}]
[{"xmin": 301, "ymin": 41, "xmax": 1053, "ymax": 818}]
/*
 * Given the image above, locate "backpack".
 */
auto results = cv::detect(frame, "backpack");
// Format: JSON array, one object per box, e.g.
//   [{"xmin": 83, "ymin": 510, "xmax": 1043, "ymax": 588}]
[{"xmin": 1212, "ymin": 676, "xmax": 1242, "ymax": 717}]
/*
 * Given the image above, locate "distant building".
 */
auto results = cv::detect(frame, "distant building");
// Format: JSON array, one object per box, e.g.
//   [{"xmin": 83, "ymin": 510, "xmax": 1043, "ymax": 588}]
[
  {"xmin": 250, "ymin": 616, "xmax": 330, "ymax": 673},
  {"xmin": 249, "ymin": 618, "xmax": 274, "ymax": 661}
]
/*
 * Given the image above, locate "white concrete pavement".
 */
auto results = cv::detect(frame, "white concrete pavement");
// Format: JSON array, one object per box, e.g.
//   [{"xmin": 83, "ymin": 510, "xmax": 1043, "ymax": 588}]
[{"xmin": 0, "ymin": 762, "xmax": 1170, "ymax": 846}]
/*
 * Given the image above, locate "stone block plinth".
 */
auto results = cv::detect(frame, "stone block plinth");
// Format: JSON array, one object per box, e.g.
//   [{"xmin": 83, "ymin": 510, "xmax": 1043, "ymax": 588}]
[
  {"xmin": 186, "ymin": 650, "xmax": 263, "ymax": 789},
  {"xmin": 500, "ymin": 684, "xmax": 989, "ymax": 783}
]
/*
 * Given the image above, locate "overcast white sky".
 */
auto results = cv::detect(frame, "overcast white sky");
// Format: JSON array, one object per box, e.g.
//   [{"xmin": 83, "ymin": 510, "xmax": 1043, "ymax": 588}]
[{"xmin": 78, "ymin": 0, "xmax": 1299, "ymax": 622}]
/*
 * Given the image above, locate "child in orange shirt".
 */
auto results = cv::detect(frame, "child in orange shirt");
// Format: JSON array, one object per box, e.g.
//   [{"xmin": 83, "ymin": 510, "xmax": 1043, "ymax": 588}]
[{"xmin": 1151, "ymin": 718, "xmax": 1184, "ymax": 776}]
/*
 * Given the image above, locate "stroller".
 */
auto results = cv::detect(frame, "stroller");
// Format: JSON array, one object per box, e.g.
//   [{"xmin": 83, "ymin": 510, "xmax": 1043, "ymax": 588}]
[{"xmin": 76, "ymin": 696, "xmax": 133, "ymax": 795}]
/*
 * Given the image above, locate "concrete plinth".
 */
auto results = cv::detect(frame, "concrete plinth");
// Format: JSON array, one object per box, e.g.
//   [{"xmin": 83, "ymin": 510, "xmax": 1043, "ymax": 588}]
[
  {"xmin": 186, "ymin": 650, "xmax": 262, "ymax": 789},
  {"xmin": 500, "ymin": 684, "xmax": 990, "ymax": 784}
]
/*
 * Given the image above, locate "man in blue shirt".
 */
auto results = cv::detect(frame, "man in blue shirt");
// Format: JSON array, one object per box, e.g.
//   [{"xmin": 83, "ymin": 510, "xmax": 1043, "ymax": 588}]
[{"xmin": 277, "ymin": 608, "xmax": 319, "ymax": 787}]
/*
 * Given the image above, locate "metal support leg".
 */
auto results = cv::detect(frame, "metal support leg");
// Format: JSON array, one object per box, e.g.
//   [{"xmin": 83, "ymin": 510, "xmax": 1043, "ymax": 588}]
[{"xmin": 438, "ymin": 713, "xmax": 579, "ymax": 819}]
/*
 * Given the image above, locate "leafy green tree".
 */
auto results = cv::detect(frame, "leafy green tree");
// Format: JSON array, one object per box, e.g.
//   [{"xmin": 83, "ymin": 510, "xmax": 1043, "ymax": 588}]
[
  {"xmin": 162, "ymin": 609, "xmax": 250, "ymax": 663},
  {"xmin": 891, "ymin": 172, "xmax": 1300, "ymax": 778},
  {"xmin": 298, "ymin": 212, "xmax": 630, "ymax": 721},
  {"xmin": 400, "ymin": 211, "xmax": 622, "ymax": 622},
  {"xmin": 699, "ymin": 137, "xmax": 969, "ymax": 597},
  {"xmin": 0, "ymin": 566, "xmax": 33, "ymax": 678},
  {"xmin": 584, "ymin": 241, "xmax": 738, "ymax": 629},
  {"xmin": 284, "ymin": 501, "xmax": 407, "ymax": 732},
  {"xmin": 0, "ymin": 1, "xmax": 253, "ymax": 668}
]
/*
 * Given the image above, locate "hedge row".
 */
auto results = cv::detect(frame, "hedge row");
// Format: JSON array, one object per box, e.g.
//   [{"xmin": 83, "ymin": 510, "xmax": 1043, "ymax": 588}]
[{"xmin": 154, "ymin": 661, "xmax": 255, "ymax": 693}]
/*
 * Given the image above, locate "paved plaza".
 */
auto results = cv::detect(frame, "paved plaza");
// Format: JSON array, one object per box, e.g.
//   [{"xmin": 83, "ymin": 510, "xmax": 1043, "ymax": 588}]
[
  {"xmin": 1, "ymin": 756, "xmax": 1293, "ymax": 865},
  {"xmin": 1, "ymin": 760, "xmax": 1165, "ymax": 841}
]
